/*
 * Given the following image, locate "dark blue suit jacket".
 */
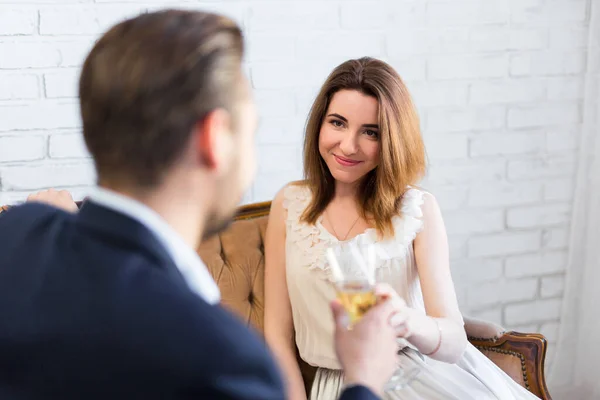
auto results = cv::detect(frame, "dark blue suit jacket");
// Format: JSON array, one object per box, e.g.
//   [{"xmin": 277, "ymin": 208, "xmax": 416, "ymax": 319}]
[{"xmin": 0, "ymin": 202, "xmax": 378, "ymax": 400}]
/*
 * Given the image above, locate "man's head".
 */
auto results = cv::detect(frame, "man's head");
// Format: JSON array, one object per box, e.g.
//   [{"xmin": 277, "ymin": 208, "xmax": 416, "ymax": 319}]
[{"xmin": 79, "ymin": 10, "xmax": 257, "ymax": 238}]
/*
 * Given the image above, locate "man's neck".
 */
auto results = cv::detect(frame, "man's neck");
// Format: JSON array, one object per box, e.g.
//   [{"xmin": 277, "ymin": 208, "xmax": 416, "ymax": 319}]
[{"xmin": 98, "ymin": 181, "xmax": 207, "ymax": 251}]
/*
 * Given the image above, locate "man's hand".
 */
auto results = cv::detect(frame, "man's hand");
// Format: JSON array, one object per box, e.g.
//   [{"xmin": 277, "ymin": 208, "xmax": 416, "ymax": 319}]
[
  {"xmin": 27, "ymin": 189, "xmax": 79, "ymax": 213},
  {"xmin": 331, "ymin": 294, "xmax": 399, "ymax": 396}
]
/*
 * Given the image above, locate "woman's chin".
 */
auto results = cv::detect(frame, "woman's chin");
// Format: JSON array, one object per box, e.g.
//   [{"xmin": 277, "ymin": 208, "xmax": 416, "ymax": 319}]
[{"xmin": 329, "ymin": 170, "xmax": 366, "ymax": 185}]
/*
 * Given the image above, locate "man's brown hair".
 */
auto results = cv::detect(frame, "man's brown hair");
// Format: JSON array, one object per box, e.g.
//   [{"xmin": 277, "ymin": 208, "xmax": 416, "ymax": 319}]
[
  {"xmin": 300, "ymin": 57, "xmax": 426, "ymax": 238},
  {"xmin": 79, "ymin": 9, "xmax": 245, "ymax": 187}
]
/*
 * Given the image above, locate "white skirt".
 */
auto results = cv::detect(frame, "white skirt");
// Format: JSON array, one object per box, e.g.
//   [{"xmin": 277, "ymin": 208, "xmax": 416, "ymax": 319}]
[{"xmin": 309, "ymin": 345, "xmax": 541, "ymax": 400}]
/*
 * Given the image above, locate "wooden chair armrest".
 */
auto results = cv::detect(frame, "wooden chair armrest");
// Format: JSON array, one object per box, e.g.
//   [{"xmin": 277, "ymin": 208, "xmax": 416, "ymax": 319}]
[{"xmin": 469, "ymin": 331, "xmax": 552, "ymax": 400}]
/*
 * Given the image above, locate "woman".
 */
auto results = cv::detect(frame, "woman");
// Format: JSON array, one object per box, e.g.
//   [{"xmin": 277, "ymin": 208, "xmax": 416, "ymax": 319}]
[{"xmin": 263, "ymin": 57, "xmax": 540, "ymax": 400}]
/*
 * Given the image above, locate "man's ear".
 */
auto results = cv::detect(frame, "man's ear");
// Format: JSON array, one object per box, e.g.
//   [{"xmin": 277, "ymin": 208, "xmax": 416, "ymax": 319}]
[{"xmin": 194, "ymin": 108, "xmax": 232, "ymax": 171}]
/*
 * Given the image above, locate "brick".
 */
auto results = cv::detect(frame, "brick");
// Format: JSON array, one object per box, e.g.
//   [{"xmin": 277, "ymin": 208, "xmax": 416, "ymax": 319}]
[
  {"xmin": 547, "ymin": 77, "xmax": 584, "ymax": 101},
  {"xmin": 549, "ymin": 27, "xmax": 588, "ymax": 49},
  {"xmin": 393, "ymin": 28, "xmax": 469, "ymax": 55},
  {"xmin": 469, "ymin": 182, "xmax": 542, "ymax": 208},
  {"xmin": 39, "ymin": 6, "xmax": 145, "ymax": 35},
  {"xmin": 511, "ymin": 0, "xmax": 588, "ymax": 24},
  {"xmin": 471, "ymin": 307, "xmax": 502, "ymax": 326},
  {"xmin": 451, "ymin": 258, "xmax": 503, "ymax": 284},
  {"xmin": 507, "ymin": 203, "xmax": 571, "ymax": 229},
  {"xmin": 509, "ymin": 103, "xmax": 580, "ymax": 129},
  {"xmin": 295, "ymin": 87, "xmax": 321, "ymax": 118},
  {"xmin": 423, "ymin": 133, "xmax": 468, "ymax": 160},
  {"xmin": 470, "ymin": 132, "xmax": 545, "ymax": 157},
  {"xmin": 429, "ymin": 55, "xmax": 508, "ymax": 80},
  {"xmin": 44, "ymin": 69, "xmax": 79, "ymax": 98},
  {"xmin": 0, "ymin": 135, "xmax": 45, "ymax": 163},
  {"xmin": 448, "ymin": 234, "xmax": 468, "ymax": 260},
  {"xmin": 0, "ymin": 8, "xmax": 37, "ymax": 35},
  {"xmin": 340, "ymin": 2, "xmax": 386, "ymax": 29},
  {"xmin": 469, "ymin": 231, "xmax": 540, "ymax": 258},
  {"xmin": 427, "ymin": 106, "xmax": 505, "ymax": 133},
  {"xmin": 0, "ymin": 74, "xmax": 38, "ymax": 100},
  {"xmin": 428, "ymin": 160, "xmax": 506, "ymax": 185},
  {"xmin": 507, "ymin": 324, "xmax": 539, "ymax": 334},
  {"xmin": 251, "ymin": 62, "xmax": 335, "ymax": 89},
  {"xmin": 544, "ymin": 178, "xmax": 575, "ymax": 202},
  {"xmin": 387, "ymin": 57, "xmax": 427, "ymax": 82},
  {"xmin": 505, "ymin": 250, "xmax": 567, "ymax": 278},
  {"xmin": 444, "ymin": 209, "xmax": 504, "ymax": 235},
  {"xmin": 0, "ymin": 162, "xmax": 95, "ymax": 190},
  {"xmin": 388, "ymin": 1, "xmax": 427, "ymax": 25},
  {"xmin": 541, "ymin": 275, "xmax": 565, "ymax": 298},
  {"xmin": 505, "ymin": 299, "xmax": 562, "ymax": 325},
  {"xmin": 253, "ymin": 172, "xmax": 302, "ymax": 203},
  {"xmin": 0, "ymin": 41, "xmax": 92, "ymax": 69},
  {"xmin": 297, "ymin": 32, "xmax": 385, "ymax": 60},
  {"xmin": 48, "ymin": 133, "xmax": 89, "ymax": 159},
  {"xmin": 469, "ymin": 80, "xmax": 546, "ymax": 105},
  {"xmin": 248, "ymin": 2, "xmax": 339, "ymax": 32},
  {"xmin": 507, "ymin": 155, "xmax": 576, "ymax": 181},
  {"xmin": 247, "ymin": 34, "xmax": 296, "ymax": 62},
  {"xmin": 547, "ymin": 127, "xmax": 580, "ymax": 153},
  {"xmin": 470, "ymin": 28, "xmax": 547, "ymax": 52},
  {"xmin": 254, "ymin": 90, "xmax": 296, "ymax": 118},
  {"xmin": 409, "ymin": 82, "xmax": 468, "ymax": 107},
  {"xmin": 540, "ymin": 321, "xmax": 560, "ymax": 342},
  {"xmin": 468, "ymin": 278, "xmax": 538, "ymax": 309},
  {"xmin": 510, "ymin": 52, "xmax": 586, "ymax": 77},
  {"xmin": 427, "ymin": 1, "xmax": 509, "ymax": 25},
  {"xmin": 257, "ymin": 145, "xmax": 300, "ymax": 174},
  {"xmin": 432, "ymin": 186, "xmax": 468, "ymax": 211},
  {"xmin": 255, "ymin": 117, "xmax": 304, "ymax": 145},
  {"xmin": 542, "ymin": 227, "xmax": 569, "ymax": 250},
  {"xmin": 0, "ymin": 102, "xmax": 80, "ymax": 132}
]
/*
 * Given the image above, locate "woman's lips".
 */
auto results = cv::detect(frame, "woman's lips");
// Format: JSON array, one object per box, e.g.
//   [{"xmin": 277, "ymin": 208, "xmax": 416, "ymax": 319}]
[{"xmin": 334, "ymin": 154, "xmax": 362, "ymax": 167}]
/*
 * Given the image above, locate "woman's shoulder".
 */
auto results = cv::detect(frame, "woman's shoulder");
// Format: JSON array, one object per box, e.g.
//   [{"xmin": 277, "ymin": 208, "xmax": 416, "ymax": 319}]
[
  {"xmin": 270, "ymin": 180, "xmax": 311, "ymax": 217},
  {"xmin": 397, "ymin": 186, "xmax": 440, "ymax": 222},
  {"xmin": 278, "ymin": 180, "xmax": 311, "ymax": 205}
]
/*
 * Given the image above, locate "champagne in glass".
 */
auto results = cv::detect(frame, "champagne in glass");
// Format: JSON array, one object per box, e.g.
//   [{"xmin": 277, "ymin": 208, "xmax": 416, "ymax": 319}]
[
  {"xmin": 327, "ymin": 242, "xmax": 376, "ymax": 325},
  {"xmin": 336, "ymin": 280, "xmax": 377, "ymax": 324}
]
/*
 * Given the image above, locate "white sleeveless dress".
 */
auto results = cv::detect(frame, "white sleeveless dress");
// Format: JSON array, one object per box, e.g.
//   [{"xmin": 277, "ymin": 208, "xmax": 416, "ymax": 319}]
[{"xmin": 282, "ymin": 184, "xmax": 541, "ymax": 400}]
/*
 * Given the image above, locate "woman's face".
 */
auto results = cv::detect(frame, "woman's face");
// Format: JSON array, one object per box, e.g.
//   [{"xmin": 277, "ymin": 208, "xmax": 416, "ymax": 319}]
[{"xmin": 318, "ymin": 89, "xmax": 381, "ymax": 185}]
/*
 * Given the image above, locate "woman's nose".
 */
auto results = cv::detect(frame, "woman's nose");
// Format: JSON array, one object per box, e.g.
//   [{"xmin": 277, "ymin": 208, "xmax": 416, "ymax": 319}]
[{"xmin": 339, "ymin": 132, "xmax": 358, "ymax": 155}]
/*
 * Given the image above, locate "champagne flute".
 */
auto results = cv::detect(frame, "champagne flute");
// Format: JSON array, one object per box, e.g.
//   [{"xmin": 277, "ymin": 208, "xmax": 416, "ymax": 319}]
[
  {"xmin": 326, "ymin": 243, "xmax": 377, "ymax": 326},
  {"xmin": 327, "ymin": 242, "xmax": 422, "ymax": 392}
]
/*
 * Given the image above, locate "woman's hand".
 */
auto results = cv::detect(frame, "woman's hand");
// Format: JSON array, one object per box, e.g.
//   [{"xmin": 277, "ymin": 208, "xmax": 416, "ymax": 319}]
[
  {"xmin": 374, "ymin": 283, "xmax": 420, "ymax": 339},
  {"xmin": 27, "ymin": 189, "xmax": 79, "ymax": 213}
]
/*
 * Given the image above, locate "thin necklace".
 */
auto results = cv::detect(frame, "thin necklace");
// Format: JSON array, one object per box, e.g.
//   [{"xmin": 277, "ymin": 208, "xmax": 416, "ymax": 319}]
[{"xmin": 325, "ymin": 209, "xmax": 360, "ymax": 241}]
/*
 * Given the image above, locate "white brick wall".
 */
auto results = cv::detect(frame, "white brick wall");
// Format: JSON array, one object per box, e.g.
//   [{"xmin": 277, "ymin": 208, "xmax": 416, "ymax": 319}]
[{"xmin": 0, "ymin": 0, "xmax": 589, "ymax": 369}]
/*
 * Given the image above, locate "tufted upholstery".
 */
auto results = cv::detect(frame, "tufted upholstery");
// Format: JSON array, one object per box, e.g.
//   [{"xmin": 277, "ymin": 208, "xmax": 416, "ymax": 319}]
[{"xmin": 0, "ymin": 202, "xmax": 551, "ymax": 399}]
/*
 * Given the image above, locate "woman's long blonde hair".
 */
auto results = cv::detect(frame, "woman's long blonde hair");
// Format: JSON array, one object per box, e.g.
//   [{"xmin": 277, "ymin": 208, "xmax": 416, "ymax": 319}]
[{"xmin": 300, "ymin": 57, "xmax": 426, "ymax": 238}]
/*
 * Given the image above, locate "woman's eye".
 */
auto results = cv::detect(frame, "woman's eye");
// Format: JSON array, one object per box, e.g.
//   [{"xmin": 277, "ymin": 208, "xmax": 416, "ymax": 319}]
[
  {"xmin": 365, "ymin": 130, "xmax": 379, "ymax": 138},
  {"xmin": 330, "ymin": 120, "xmax": 344, "ymax": 128}
]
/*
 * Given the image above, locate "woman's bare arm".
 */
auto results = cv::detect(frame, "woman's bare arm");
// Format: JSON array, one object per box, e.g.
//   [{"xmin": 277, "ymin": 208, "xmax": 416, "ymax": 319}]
[
  {"xmin": 407, "ymin": 192, "xmax": 468, "ymax": 363},
  {"xmin": 264, "ymin": 187, "xmax": 307, "ymax": 400}
]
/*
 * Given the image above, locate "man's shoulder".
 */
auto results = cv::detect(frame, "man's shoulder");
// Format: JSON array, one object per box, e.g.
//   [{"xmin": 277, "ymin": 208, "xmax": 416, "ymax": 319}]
[{"xmin": 113, "ymin": 281, "xmax": 283, "ymax": 392}]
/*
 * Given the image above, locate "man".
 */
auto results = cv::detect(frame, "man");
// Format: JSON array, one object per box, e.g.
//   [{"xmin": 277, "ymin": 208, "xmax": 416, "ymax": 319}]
[{"xmin": 0, "ymin": 10, "xmax": 399, "ymax": 399}]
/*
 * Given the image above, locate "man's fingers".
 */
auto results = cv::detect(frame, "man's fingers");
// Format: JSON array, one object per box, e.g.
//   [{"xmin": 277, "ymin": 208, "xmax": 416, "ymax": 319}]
[{"xmin": 330, "ymin": 300, "xmax": 350, "ymax": 331}]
